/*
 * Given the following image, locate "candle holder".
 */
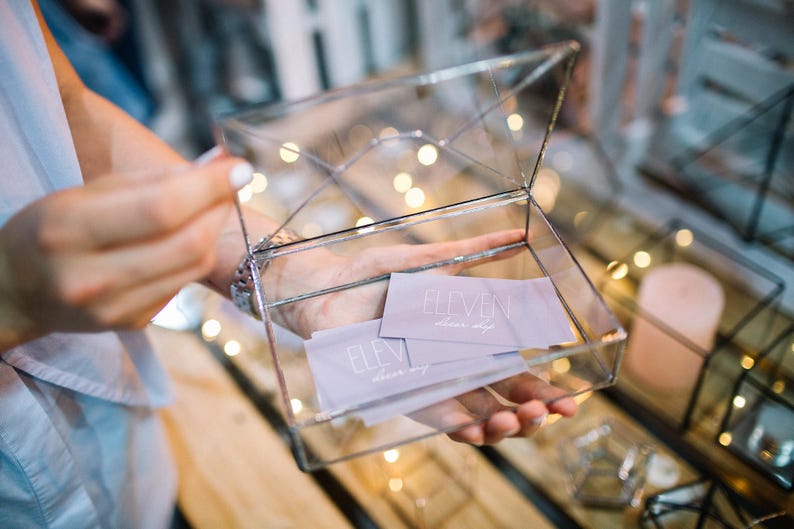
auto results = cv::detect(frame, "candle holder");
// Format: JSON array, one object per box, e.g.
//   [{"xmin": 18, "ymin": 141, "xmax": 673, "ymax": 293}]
[
  {"xmin": 640, "ymin": 478, "xmax": 790, "ymax": 528},
  {"xmin": 593, "ymin": 219, "xmax": 785, "ymax": 433},
  {"xmin": 559, "ymin": 418, "xmax": 654, "ymax": 509},
  {"xmin": 718, "ymin": 325, "xmax": 794, "ymax": 490},
  {"xmin": 214, "ymin": 42, "xmax": 627, "ymax": 470}
]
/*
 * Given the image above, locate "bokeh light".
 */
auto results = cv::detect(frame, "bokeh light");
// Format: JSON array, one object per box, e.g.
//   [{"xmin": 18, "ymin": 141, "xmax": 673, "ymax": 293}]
[{"xmin": 280, "ymin": 142, "xmax": 300, "ymax": 163}]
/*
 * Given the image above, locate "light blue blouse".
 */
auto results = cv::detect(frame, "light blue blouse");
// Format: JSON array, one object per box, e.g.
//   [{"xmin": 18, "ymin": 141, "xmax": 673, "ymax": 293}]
[{"xmin": 0, "ymin": 3, "xmax": 176, "ymax": 528}]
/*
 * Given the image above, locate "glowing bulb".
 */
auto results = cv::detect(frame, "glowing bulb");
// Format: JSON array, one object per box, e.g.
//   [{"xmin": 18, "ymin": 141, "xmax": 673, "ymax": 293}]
[
  {"xmin": 675, "ymin": 229, "xmax": 694, "ymax": 247},
  {"xmin": 732, "ymin": 395, "xmax": 746, "ymax": 408},
  {"xmin": 552, "ymin": 357, "xmax": 571, "ymax": 374},
  {"xmin": 506, "ymin": 113, "xmax": 524, "ymax": 131},
  {"xmin": 224, "ymin": 340, "xmax": 241, "ymax": 357},
  {"xmin": 388, "ymin": 478, "xmax": 403, "ymax": 492},
  {"xmin": 533, "ymin": 185, "xmax": 557, "ymax": 212},
  {"xmin": 772, "ymin": 380, "xmax": 785, "ymax": 393},
  {"xmin": 201, "ymin": 319, "xmax": 222, "ymax": 340},
  {"xmin": 379, "ymin": 126, "xmax": 399, "ymax": 139},
  {"xmin": 740, "ymin": 355, "xmax": 755, "ymax": 370},
  {"xmin": 573, "ymin": 210, "xmax": 589, "ymax": 228},
  {"xmin": 537, "ymin": 168, "xmax": 561, "ymax": 192},
  {"xmin": 237, "ymin": 185, "xmax": 253, "ymax": 203},
  {"xmin": 279, "ymin": 142, "xmax": 300, "ymax": 163},
  {"xmin": 290, "ymin": 398, "xmax": 303, "ymax": 414},
  {"xmin": 392, "ymin": 172, "xmax": 413, "ymax": 193},
  {"xmin": 251, "ymin": 172, "xmax": 268, "ymax": 193},
  {"xmin": 607, "ymin": 261, "xmax": 629, "ymax": 280},
  {"xmin": 355, "ymin": 216, "xmax": 374, "ymax": 227},
  {"xmin": 633, "ymin": 251, "xmax": 652, "ymax": 268},
  {"xmin": 718, "ymin": 432, "xmax": 732, "ymax": 446},
  {"xmin": 417, "ymin": 144, "xmax": 438, "ymax": 166},
  {"xmin": 383, "ymin": 449, "xmax": 400, "ymax": 463},
  {"xmin": 405, "ymin": 187, "xmax": 426, "ymax": 208}
]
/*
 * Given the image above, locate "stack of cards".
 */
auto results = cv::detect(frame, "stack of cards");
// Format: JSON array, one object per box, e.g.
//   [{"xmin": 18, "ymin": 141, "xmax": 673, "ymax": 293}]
[{"xmin": 304, "ymin": 273, "xmax": 575, "ymax": 426}]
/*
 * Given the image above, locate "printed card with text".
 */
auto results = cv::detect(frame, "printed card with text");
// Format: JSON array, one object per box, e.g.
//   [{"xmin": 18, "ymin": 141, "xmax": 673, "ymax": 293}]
[
  {"xmin": 380, "ymin": 273, "xmax": 575, "ymax": 350},
  {"xmin": 405, "ymin": 339, "xmax": 516, "ymax": 367},
  {"xmin": 304, "ymin": 319, "xmax": 527, "ymax": 425}
]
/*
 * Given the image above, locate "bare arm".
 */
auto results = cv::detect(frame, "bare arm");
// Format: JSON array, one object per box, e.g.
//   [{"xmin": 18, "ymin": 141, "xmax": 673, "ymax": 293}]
[
  {"xmin": 0, "ymin": 2, "xmax": 252, "ymax": 349},
  {"xmin": 34, "ymin": 0, "xmax": 182, "ymax": 178}
]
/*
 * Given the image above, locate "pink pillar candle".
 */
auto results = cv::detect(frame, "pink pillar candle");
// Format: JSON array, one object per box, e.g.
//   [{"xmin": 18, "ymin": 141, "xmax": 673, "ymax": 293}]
[{"xmin": 624, "ymin": 263, "xmax": 725, "ymax": 393}]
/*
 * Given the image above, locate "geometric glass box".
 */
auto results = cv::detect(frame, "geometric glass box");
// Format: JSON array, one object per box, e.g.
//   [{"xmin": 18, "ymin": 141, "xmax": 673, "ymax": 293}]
[
  {"xmin": 719, "ymin": 325, "xmax": 794, "ymax": 490},
  {"xmin": 641, "ymin": 478, "xmax": 791, "ymax": 528},
  {"xmin": 559, "ymin": 419, "xmax": 654, "ymax": 509},
  {"xmin": 215, "ymin": 42, "xmax": 626, "ymax": 470},
  {"xmin": 595, "ymin": 220, "xmax": 784, "ymax": 433}
]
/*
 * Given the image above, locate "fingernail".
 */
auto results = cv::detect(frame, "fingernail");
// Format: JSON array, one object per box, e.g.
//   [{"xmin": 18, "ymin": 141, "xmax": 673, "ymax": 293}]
[
  {"xmin": 194, "ymin": 146, "xmax": 223, "ymax": 165},
  {"xmin": 229, "ymin": 162, "xmax": 254, "ymax": 190},
  {"xmin": 504, "ymin": 426, "xmax": 521, "ymax": 437},
  {"xmin": 531, "ymin": 412, "xmax": 548, "ymax": 426}
]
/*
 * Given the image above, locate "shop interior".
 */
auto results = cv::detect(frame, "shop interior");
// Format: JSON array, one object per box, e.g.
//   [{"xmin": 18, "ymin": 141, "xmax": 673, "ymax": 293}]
[{"xmin": 47, "ymin": 0, "xmax": 794, "ymax": 527}]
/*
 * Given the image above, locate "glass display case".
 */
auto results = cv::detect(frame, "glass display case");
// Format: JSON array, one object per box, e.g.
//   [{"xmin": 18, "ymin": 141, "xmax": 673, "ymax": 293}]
[
  {"xmin": 718, "ymin": 325, "xmax": 794, "ymax": 490},
  {"xmin": 641, "ymin": 85, "xmax": 794, "ymax": 261},
  {"xmin": 559, "ymin": 418, "xmax": 654, "ymax": 509},
  {"xmin": 641, "ymin": 478, "xmax": 789, "ymax": 529},
  {"xmin": 214, "ymin": 42, "xmax": 627, "ymax": 470},
  {"xmin": 593, "ymin": 220, "xmax": 784, "ymax": 432}
]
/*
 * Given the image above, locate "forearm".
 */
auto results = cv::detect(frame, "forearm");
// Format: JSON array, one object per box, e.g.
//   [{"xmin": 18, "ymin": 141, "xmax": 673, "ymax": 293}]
[
  {"xmin": 35, "ymin": 0, "xmax": 182, "ymax": 179},
  {"xmin": 66, "ymin": 88, "xmax": 183, "ymax": 179}
]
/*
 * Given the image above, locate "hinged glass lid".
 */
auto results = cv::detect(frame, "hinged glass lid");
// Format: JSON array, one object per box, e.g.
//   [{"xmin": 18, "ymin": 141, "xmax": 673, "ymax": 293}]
[{"xmin": 217, "ymin": 41, "xmax": 580, "ymax": 240}]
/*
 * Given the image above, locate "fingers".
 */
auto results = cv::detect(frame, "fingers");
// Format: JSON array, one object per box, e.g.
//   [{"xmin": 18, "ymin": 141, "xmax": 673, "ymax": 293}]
[
  {"xmin": 483, "ymin": 410, "xmax": 521, "ymax": 444},
  {"xmin": 409, "ymin": 398, "xmax": 485, "ymax": 445},
  {"xmin": 79, "ymin": 254, "xmax": 216, "ymax": 330},
  {"xmin": 358, "ymin": 229, "xmax": 526, "ymax": 279},
  {"xmin": 489, "ymin": 373, "xmax": 576, "ymax": 414},
  {"xmin": 63, "ymin": 200, "xmax": 232, "ymax": 299},
  {"xmin": 54, "ymin": 158, "xmax": 252, "ymax": 250},
  {"xmin": 514, "ymin": 400, "xmax": 549, "ymax": 437},
  {"xmin": 2, "ymin": 154, "xmax": 252, "ymax": 336},
  {"xmin": 455, "ymin": 400, "xmax": 555, "ymax": 445},
  {"xmin": 415, "ymin": 229, "xmax": 526, "ymax": 273},
  {"xmin": 416, "ymin": 373, "xmax": 579, "ymax": 447}
]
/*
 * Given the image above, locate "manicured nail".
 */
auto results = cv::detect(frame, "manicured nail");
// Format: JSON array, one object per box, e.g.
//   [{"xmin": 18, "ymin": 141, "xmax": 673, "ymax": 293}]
[
  {"xmin": 229, "ymin": 162, "xmax": 254, "ymax": 190},
  {"xmin": 531, "ymin": 412, "xmax": 548, "ymax": 426},
  {"xmin": 194, "ymin": 146, "xmax": 223, "ymax": 165}
]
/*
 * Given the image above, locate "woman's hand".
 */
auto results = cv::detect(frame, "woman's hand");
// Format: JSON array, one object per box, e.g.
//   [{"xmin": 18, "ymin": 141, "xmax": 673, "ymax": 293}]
[
  {"xmin": 0, "ymin": 158, "xmax": 253, "ymax": 350},
  {"xmin": 265, "ymin": 228, "xmax": 577, "ymax": 445}
]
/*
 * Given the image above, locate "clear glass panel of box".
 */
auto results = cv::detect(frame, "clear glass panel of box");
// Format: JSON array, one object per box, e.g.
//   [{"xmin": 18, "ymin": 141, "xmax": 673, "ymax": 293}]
[{"xmin": 215, "ymin": 41, "xmax": 627, "ymax": 470}]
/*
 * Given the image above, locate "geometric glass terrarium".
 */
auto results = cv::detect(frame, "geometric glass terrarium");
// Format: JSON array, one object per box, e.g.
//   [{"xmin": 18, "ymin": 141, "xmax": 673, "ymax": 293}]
[
  {"xmin": 559, "ymin": 419, "xmax": 654, "ymax": 509},
  {"xmin": 641, "ymin": 478, "xmax": 790, "ymax": 528},
  {"xmin": 215, "ymin": 42, "xmax": 626, "ymax": 470},
  {"xmin": 718, "ymin": 325, "xmax": 794, "ymax": 490},
  {"xmin": 595, "ymin": 220, "xmax": 784, "ymax": 433}
]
